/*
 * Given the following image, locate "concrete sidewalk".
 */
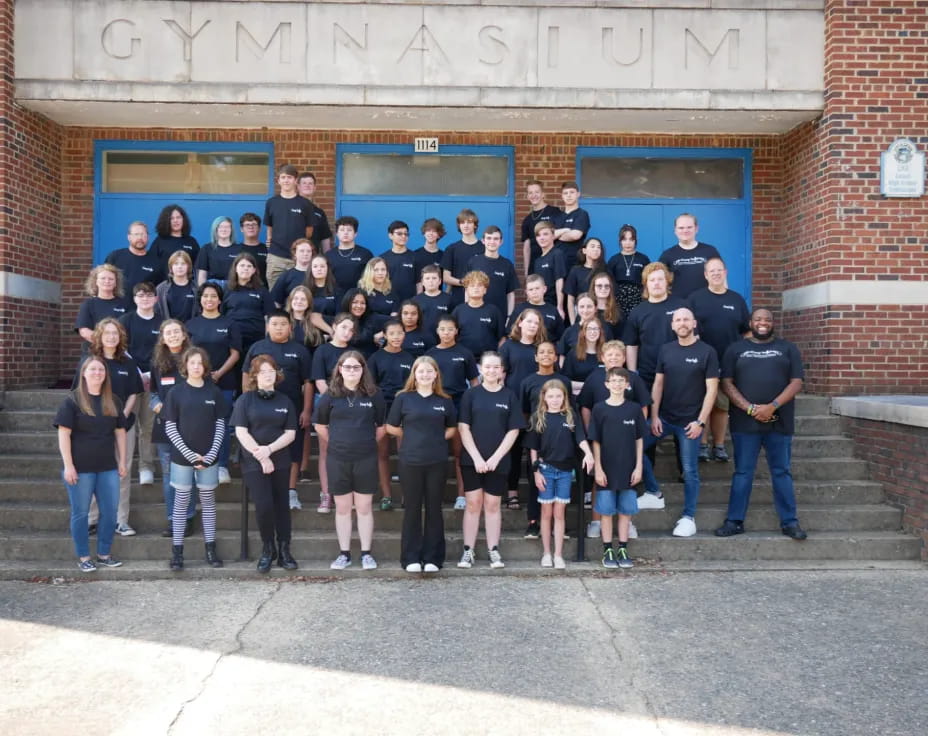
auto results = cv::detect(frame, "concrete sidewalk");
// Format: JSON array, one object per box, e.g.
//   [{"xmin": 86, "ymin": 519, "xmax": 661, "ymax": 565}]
[{"xmin": 1, "ymin": 571, "xmax": 925, "ymax": 735}]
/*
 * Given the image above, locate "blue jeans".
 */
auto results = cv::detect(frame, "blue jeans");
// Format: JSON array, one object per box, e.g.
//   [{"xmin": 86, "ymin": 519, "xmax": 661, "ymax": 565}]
[
  {"xmin": 537, "ymin": 463, "xmax": 573, "ymax": 504},
  {"xmin": 643, "ymin": 419, "xmax": 702, "ymax": 518},
  {"xmin": 65, "ymin": 469, "xmax": 119, "ymax": 558},
  {"xmin": 728, "ymin": 431, "xmax": 798, "ymax": 526},
  {"xmin": 157, "ymin": 444, "xmax": 197, "ymax": 521}
]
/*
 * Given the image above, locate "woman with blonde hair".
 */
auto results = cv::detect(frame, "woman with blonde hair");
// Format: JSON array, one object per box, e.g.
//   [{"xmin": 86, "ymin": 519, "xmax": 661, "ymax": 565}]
[
  {"xmin": 75, "ymin": 264, "xmax": 129, "ymax": 346},
  {"xmin": 358, "ymin": 256, "xmax": 397, "ymax": 332}
]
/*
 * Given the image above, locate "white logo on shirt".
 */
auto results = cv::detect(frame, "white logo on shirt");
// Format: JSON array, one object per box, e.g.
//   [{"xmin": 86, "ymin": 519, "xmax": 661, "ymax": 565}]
[
  {"xmin": 402, "ymin": 263, "xmax": 414, "ymax": 269},
  {"xmin": 723, "ymin": 304, "xmax": 735, "ymax": 311},
  {"xmin": 452, "ymin": 356, "xmax": 464, "ymax": 362},
  {"xmin": 479, "ymin": 317, "xmax": 491, "ymax": 323},
  {"xmin": 495, "ymin": 403, "xmax": 509, "ymax": 410},
  {"xmin": 117, "ymin": 370, "xmax": 129, "ymax": 376},
  {"xmin": 401, "ymin": 363, "xmax": 412, "ymax": 370},
  {"xmin": 249, "ymin": 293, "xmax": 260, "ymax": 299},
  {"xmin": 623, "ymin": 419, "xmax": 635, "ymax": 425},
  {"xmin": 142, "ymin": 266, "xmax": 154, "ymax": 272},
  {"xmin": 433, "ymin": 405, "xmax": 446, "ymax": 412},
  {"xmin": 741, "ymin": 349, "xmax": 784, "ymax": 359},
  {"xmin": 494, "ymin": 271, "xmax": 505, "ymax": 278},
  {"xmin": 274, "ymin": 408, "xmax": 288, "ymax": 414},
  {"xmin": 359, "ymin": 401, "xmax": 373, "ymax": 408},
  {"xmin": 216, "ymin": 328, "xmax": 228, "ymax": 334},
  {"xmin": 685, "ymin": 358, "xmax": 698, "ymax": 364},
  {"xmin": 284, "ymin": 353, "xmax": 298, "ymax": 359},
  {"xmin": 204, "ymin": 400, "xmax": 216, "ymax": 405}
]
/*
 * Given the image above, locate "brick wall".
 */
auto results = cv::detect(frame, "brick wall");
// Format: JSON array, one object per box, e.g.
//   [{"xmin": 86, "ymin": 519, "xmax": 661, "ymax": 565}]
[
  {"xmin": 781, "ymin": 0, "xmax": 928, "ymax": 394},
  {"xmin": 0, "ymin": 0, "xmax": 63, "ymax": 390},
  {"xmin": 842, "ymin": 416, "xmax": 928, "ymax": 559}
]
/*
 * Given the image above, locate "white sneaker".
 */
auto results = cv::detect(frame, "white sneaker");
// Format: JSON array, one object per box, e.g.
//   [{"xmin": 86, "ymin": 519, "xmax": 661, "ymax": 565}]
[
  {"xmin": 423, "ymin": 563, "xmax": 439, "ymax": 573},
  {"xmin": 453, "ymin": 496, "xmax": 466, "ymax": 510},
  {"xmin": 586, "ymin": 520, "xmax": 601, "ymax": 538},
  {"xmin": 218, "ymin": 467, "xmax": 231, "ymax": 485},
  {"xmin": 139, "ymin": 469, "xmax": 154, "ymax": 486},
  {"xmin": 457, "ymin": 548, "xmax": 475, "ymax": 568},
  {"xmin": 628, "ymin": 521, "xmax": 638, "ymax": 539},
  {"xmin": 289, "ymin": 489, "xmax": 303, "ymax": 510},
  {"xmin": 637, "ymin": 492, "xmax": 665, "ymax": 509},
  {"xmin": 583, "ymin": 490, "xmax": 592, "ymax": 508},
  {"xmin": 673, "ymin": 516, "xmax": 697, "ymax": 537},
  {"xmin": 488, "ymin": 548, "xmax": 505, "ymax": 569},
  {"xmin": 553, "ymin": 556, "xmax": 566, "ymax": 570},
  {"xmin": 330, "ymin": 553, "xmax": 351, "ymax": 570},
  {"xmin": 115, "ymin": 523, "xmax": 136, "ymax": 537},
  {"xmin": 361, "ymin": 553, "xmax": 377, "ymax": 570},
  {"xmin": 540, "ymin": 553, "xmax": 553, "ymax": 568},
  {"xmin": 405, "ymin": 562, "xmax": 422, "ymax": 573}
]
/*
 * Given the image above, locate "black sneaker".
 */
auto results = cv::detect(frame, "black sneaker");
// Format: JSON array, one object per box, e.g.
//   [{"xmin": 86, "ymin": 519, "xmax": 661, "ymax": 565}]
[
  {"xmin": 96, "ymin": 556, "xmax": 123, "ymax": 568},
  {"xmin": 714, "ymin": 520, "xmax": 745, "ymax": 537},
  {"xmin": 781, "ymin": 524, "xmax": 808, "ymax": 541},
  {"xmin": 712, "ymin": 445, "xmax": 730, "ymax": 463},
  {"xmin": 523, "ymin": 522, "xmax": 540, "ymax": 539},
  {"xmin": 698, "ymin": 445, "xmax": 710, "ymax": 462},
  {"xmin": 161, "ymin": 526, "xmax": 172, "ymax": 538},
  {"xmin": 87, "ymin": 523, "xmax": 97, "ymax": 536}
]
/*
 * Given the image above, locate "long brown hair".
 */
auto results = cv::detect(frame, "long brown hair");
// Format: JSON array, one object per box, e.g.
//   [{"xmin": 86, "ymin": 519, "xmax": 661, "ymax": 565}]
[
  {"xmin": 575, "ymin": 317, "xmax": 606, "ymax": 361},
  {"xmin": 398, "ymin": 355, "xmax": 450, "ymax": 399},
  {"xmin": 508, "ymin": 308, "xmax": 548, "ymax": 345},
  {"xmin": 73, "ymin": 356, "xmax": 119, "ymax": 417},
  {"xmin": 286, "ymin": 285, "xmax": 325, "ymax": 348},
  {"xmin": 90, "ymin": 318, "xmax": 129, "ymax": 360},
  {"xmin": 328, "ymin": 351, "xmax": 378, "ymax": 398},
  {"xmin": 153, "ymin": 319, "xmax": 191, "ymax": 376},
  {"xmin": 588, "ymin": 272, "xmax": 621, "ymax": 325}
]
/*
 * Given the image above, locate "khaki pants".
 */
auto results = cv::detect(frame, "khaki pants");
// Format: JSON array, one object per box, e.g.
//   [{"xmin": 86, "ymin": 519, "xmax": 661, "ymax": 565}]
[
  {"xmin": 266, "ymin": 253, "xmax": 295, "ymax": 291},
  {"xmin": 135, "ymin": 391, "xmax": 155, "ymax": 474}
]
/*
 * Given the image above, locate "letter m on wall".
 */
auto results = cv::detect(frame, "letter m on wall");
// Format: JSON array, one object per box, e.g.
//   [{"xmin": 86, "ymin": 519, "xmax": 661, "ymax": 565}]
[
  {"xmin": 685, "ymin": 28, "xmax": 739, "ymax": 70},
  {"xmin": 236, "ymin": 22, "xmax": 292, "ymax": 63}
]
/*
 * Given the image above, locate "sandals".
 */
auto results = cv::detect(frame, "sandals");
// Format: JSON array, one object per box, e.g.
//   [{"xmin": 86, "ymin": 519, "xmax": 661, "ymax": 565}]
[{"xmin": 506, "ymin": 494, "xmax": 521, "ymax": 511}]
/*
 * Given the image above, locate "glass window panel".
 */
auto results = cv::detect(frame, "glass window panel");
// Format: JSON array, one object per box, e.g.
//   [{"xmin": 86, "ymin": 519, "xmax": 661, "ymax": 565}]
[
  {"xmin": 103, "ymin": 151, "xmax": 270, "ymax": 194},
  {"xmin": 580, "ymin": 157, "xmax": 743, "ymax": 199},
  {"xmin": 343, "ymin": 154, "xmax": 508, "ymax": 196}
]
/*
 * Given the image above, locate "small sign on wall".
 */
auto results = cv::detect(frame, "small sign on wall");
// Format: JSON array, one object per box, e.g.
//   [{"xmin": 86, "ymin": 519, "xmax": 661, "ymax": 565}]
[
  {"xmin": 414, "ymin": 137, "xmax": 439, "ymax": 154},
  {"xmin": 880, "ymin": 138, "xmax": 925, "ymax": 197}
]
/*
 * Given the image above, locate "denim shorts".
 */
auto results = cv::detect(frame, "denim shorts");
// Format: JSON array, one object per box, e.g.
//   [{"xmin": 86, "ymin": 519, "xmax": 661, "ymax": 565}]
[
  {"xmin": 594, "ymin": 488, "xmax": 638, "ymax": 516},
  {"xmin": 537, "ymin": 463, "xmax": 572, "ymax": 504},
  {"xmin": 170, "ymin": 462, "xmax": 219, "ymax": 491}
]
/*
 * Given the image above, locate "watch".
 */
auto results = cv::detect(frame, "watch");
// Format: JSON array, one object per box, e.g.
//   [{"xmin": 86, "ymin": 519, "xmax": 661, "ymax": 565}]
[{"xmin": 696, "ymin": 420, "xmax": 705, "ymax": 427}]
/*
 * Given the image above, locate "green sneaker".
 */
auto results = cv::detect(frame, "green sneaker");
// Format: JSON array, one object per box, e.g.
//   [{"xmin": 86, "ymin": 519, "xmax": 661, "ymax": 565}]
[
  {"xmin": 602, "ymin": 547, "xmax": 619, "ymax": 569},
  {"xmin": 380, "ymin": 497, "xmax": 393, "ymax": 511},
  {"xmin": 617, "ymin": 547, "xmax": 634, "ymax": 569}
]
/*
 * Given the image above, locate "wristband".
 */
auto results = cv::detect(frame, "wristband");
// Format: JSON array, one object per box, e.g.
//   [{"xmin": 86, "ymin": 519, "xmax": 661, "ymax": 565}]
[
  {"xmin": 771, "ymin": 400, "xmax": 781, "ymax": 409},
  {"xmin": 747, "ymin": 403, "xmax": 756, "ymax": 416},
  {"xmin": 532, "ymin": 459, "xmax": 541, "ymax": 471}
]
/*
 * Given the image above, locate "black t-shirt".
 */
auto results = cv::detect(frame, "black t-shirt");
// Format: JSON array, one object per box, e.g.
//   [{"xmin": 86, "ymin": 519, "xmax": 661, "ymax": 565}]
[
  {"xmin": 658, "ymin": 243, "xmax": 721, "ymax": 299},
  {"xmin": 507, "ymin": 301, "xmax": 564, "ymax": 342},
  {"xmin": 500, "ymin": 339, "xmax": 538, "ymax": 394},
  {"xmin": 686, "ymin": 287, "xmax": 751, "ymax": 361},
  {"xmin": 222, "ymin": 287, "xmax": 275, "ymax": 343},
  {"xmin": 313, "ymin": 390, "xmax": 386, "ymax": 461},
  {"xmin": 368, "ymin": 349, "xmax": 414, "ymax": 402},
  {"xmin": 564, "ymin": 265, "xmax": 595, "ymax": 299},
  {"xmin": 521, "ymin": 205, "xmax": 562, "ymax": 272},
  {"xmin": 54, "ymin": 394, "xmax": 127, "ymax": 474},
  {"xmin": 243, "ymin": 338, "xmax": 312, "ymax": 409},
  {"xmin": 104, "ymin": 249, "xmax": 164, "ymax": 291},
  {"xmin": 401, "ymin": 329, "xmax": 436, "ymax": 358},
  {"xmin": 387, "ymin": 391, "xmax": 457, "ymax": 465},
  {"xmin": 457, "ymin": 384, "xmax": 525, "ymax": 471},
  {"xmin": 426, "ymin": 344, "xmax": 478, "ymax": 398},
  {"xmin": 561, "ymin": 350, "xmax": 601, "ymax": 384},
  {"xmin": 466, "ymin": 253, "xmax": 520, "ymax": 318},
  {"xmin": 578, "ymin": 367, "xmax": 652, "ymax": 413},
  {"xmin": 452, "ymin": 302, "xmax": 504, "ymax": 359},
  {"xmin": 185, "ymin": 314, "xmax": 243, "ymax": 391},
  {"xmin": 240, "ymin": 244, "xmax": 269, "ymax": 284},
  {"xmin": 75, "ymin": 296, "xmax": 130, "ymax": 332},
  {"xmin": 366, "ymin": 290, "xmax": 399, "ymax": 332},
  {"xmin": 621, "ymin": 296, "xmax": 688, "ymax": 384},
  {"xmin": 119, "ymin": 310, "xmax": 162, "ymax": 373},
  {"xmin": 348, "ymin": 314, "xmax": 379, "ymax": 357},
  {"xmin": 151, "ymin": 362, "xmax": 182, "ymax": 444},
  {"xmin": 162, "ymin": 380, "xmax": 229, "ymax": 466},
  {"xmin": 195, "ymin": 243, "xmax": 242, "ymax": 282},
  {"xmin": 607, "ymin": 251, "xmax": 651, "ymax": 286},
  {"xmin": 325, "ymin": 245, "xmax": 374, "ymax": 294},
  {"xmin": 519, "ymin": 372, "xmax": 573, "ymax": 416},
  {"xmin": 655, "ymin": 340, "xmax": 719, "ymax": 426},
  {"xmin": 556, "ymin": 322, "xmax": 614, "ymax": 355},
  {"xmin": 151, "ymin": 235, "xmax": 200, "ymax": 275},
  {"xmin": 311, "ymin": 287, "xmax": 339, "ymax": 320},
  {"xmin": 588, "ymin": 401, "xmax": 647, "ymax": 491},
  {"xmin": 380, "ymin": 249, "xmax": 418, "ymax": 302},
  {"xmin": 722, "ymin": 338, "xmax": 804, "ymax": 435},
  {"xmin": 524, "ymin": 411, "xmax": 587, "ymax": 471},
  {"xmin": 269, "ymin": 267, "xmax": 309, "ymax": 306},
  {"xmin": 413, "ymin": 247, "xmax": 444, "ymax": 283},
  {"xmin": 311, "ymin": 342, "xmax": 349, "ymax": 384},
  {"xmin": 165, "ymin": 281, "xmax": 197, "ymax": 322},
  {"xmin": 100, "ymin": 355, "xmax": 143, "ymax": 406},
  {"xmin": 441, "ymin": 239, "xmax": 484, "ymax": 306},
  {"xmin": 230, "ymin": 390, "xmax": 298, "ymax": 473},
  {"xmin": 264, "ymin": 195, "xmax": 314, "ymax": 259},
  {"xmin": 413, "ymin": 291, "xmax": 452, "ymax": 335},
  {"xmin": 532, "ymin": 248, "xmax": 567, "ymax": 305},
  {"xmin": 309, "ymin": 203, "xmax": 333, "ymax": 252},
  {"xmin": 554, "ymin": 208, "xmax": 591, "ymax": 267}
]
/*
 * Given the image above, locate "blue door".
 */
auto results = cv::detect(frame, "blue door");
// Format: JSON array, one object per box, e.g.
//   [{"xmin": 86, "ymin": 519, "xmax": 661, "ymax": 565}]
[
  {"xmin": 578, "ymin": 148, "xmax": 753, "ymax": 301},
  {"xmin": 93, "ymin": 142, "xmax": 274, "ymax": 264},
  {"xmin": 336, "ymin": 145, "xmax": 515, "ymax": 261}
]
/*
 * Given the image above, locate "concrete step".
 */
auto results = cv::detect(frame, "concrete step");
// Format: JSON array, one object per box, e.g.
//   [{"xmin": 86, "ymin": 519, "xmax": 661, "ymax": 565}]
[
  {"xmin": 0, "ymin": 529, "xmax": 920, "ymax": 563},
  {"xmin": 0, "ymin": 499, "xmax": 904, "ymax": 534},
  {"xmin": 0, "ymin": 390, "xmax": 69, "ymax": 411},
  {"xmin": 0, "ymin": 410, "xmax": 54, "ymax": 432},
  {"xmin": 794, "ymin": 415, "xmax": 842, "ymax": 435}
]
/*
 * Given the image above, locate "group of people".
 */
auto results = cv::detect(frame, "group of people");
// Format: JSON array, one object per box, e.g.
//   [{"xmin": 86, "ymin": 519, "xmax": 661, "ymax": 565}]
[{"xmin": 56, "ymin": 166, "xmax": 808, "ymax": 574}]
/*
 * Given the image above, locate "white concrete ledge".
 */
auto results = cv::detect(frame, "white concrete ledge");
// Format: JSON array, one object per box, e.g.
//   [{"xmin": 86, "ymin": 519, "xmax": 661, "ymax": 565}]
[
  {"xmin": 0, "ymin": 271, "xmax": 61, "ymax": 304},
  {"xmin": 831, "ymin": 396, "xmax": 928, "ymax": 430},
  {"xmin": 783, "ymin": 280, "xmax": 928, "ymax": 311}
]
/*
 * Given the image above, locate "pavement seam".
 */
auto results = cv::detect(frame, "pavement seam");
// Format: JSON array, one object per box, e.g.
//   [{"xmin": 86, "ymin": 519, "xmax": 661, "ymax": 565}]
[
  {"xmin": 579, "ymin": 577, "xmax": 667, "ymax": 733},
  {"xmin": 166, "ymin": 581, "xmax": 282, "ymax": 733}
]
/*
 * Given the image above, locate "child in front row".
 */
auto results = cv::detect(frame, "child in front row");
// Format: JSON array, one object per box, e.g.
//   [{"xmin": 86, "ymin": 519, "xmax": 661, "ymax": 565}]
[
  {"xmin": 588, "ymin": 367, "xmax": 646, "ymax": 569},
  {"xmin": 525, "ymin": 380, "xmax": 594, "ymax": 570}
]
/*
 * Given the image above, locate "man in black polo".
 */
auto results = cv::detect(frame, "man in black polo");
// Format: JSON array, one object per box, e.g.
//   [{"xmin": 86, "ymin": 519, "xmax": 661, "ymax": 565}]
[
  {"xmin": 658, "ymin": 213, "xmax": 721, "ymax": 299},
  {"xmin": 105, "ymin": 221, "xmax": 163, "ymax": 294},
  {"xmin": 715, "ymin": 308, "xmax": 807, "ymax": 540}
]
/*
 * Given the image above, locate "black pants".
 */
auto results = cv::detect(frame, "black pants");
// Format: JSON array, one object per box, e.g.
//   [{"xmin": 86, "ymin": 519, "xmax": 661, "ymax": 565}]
[
  {"xmin": 506, "ymin": 430, "xmax": 525, "ymax": 491},
  {"xmin": 399, "ymin": 461, "xmax": 446, "ymax": 568},
  {"xmin": 244, "ymin": 466, "xmax": 291, "ymax": 544}
]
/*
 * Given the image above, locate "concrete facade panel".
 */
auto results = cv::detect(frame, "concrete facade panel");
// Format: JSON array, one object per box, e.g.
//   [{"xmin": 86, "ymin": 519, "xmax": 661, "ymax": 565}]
[
  {"xmin": 13, "ymin": 0, "xmax": 72, "ymax": 80},
  {"xmin": 765, "ymin": 11, "xmax": 824, "ymax": 91}
]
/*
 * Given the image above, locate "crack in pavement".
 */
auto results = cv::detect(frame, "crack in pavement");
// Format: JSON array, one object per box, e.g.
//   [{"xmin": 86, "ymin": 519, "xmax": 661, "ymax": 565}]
[
  {"xmin": 167, "ymin": 581, "xmax": 281, "ymax": 733},
  {"xmin": 579, "ymin": 577, "xmax": 667, "ymax": 734}
]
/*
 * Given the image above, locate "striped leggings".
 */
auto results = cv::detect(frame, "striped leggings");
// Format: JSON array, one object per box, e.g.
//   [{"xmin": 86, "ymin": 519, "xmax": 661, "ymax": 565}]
[{"xmin": 172, "ymin": 486, "xmax": 217, "ymax": 546}]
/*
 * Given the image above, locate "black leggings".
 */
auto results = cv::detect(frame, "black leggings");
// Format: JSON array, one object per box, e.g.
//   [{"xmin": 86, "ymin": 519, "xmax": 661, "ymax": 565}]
[
  {"xmin": 244, "ymin": 465, "xmax": 291, "ymax": 544},
  {"xmin": 399, "ymin": 461, "xmax": 446, "ymax": 568}
]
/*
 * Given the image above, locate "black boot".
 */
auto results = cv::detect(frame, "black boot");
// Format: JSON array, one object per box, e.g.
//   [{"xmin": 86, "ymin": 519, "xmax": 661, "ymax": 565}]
[
  {"xmin": 257, "ymin": 541, "xmax": 275, "ymax": 573},
  {"xmin": 205, "ymin": 541, "xmax": 223, "ymax": 568},
  {"xmin": 278, "ymin": 541, "xmax": 298, "ymax": 570},
  {"xmin": 170, "ymin": 545, "xmax": 184, "ymax": 571}
]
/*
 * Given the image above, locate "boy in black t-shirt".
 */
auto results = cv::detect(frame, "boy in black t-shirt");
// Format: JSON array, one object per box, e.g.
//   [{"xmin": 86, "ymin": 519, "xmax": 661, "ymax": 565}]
[
  {"xmin": 264, "ymin": 164, "xmax": 315, "ymax": 290},
  {"xmin": 413, "ymin": 265, "xmax": 453, "ymax": 336},
  {"xmin": 451, "ymin": 270, "xmax": 504, "ymax": 359},
  {"xmin": 466, "ymin": 225, "xmax": 519, "ymax": 321},
  {"xmin": 441, "ymin": 209, "xmax": 484, "ymax": 308},
  {"xmin": 531, "ymin": 221, "xmax": 566, "ymax": 316},
  {"xmin": 589, "ymin": 368, "xmax": 646, "ymax": 570}
]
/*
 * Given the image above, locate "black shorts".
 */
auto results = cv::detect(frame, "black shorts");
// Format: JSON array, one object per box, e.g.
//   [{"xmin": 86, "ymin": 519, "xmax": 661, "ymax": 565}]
[
  {"xmin": 326, "ymin": 453, "xmax": 379, "ymax": 496},
  {"xmin": 289, "ymin": 426, "xmax": 305, "ymax": 464},
  {"xmin": 461, "ymin": 465, "xmax": 507, "ymax": 496}
]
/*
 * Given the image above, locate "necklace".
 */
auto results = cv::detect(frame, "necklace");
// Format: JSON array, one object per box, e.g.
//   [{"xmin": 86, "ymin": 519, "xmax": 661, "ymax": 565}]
[
  {"xmin": 346, "ymin": 392, "xmax": 355, "ymax": 408},
  {"xmin": 621, "ymin": 253, "xmax": 635, "ymax": 278},
  {"xmin": 530, "ymin": 206, "xmax": 546, "ymax": 222},
  {"xmin": 337, "ymin": 246, "xmax": 356, "ymax": 258}
]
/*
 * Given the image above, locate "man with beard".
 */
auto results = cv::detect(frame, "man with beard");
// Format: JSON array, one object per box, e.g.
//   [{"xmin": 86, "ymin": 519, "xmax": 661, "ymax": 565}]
[{"xmin": 715, "ymin": 309, "xmax": 807, "ymax": 540}]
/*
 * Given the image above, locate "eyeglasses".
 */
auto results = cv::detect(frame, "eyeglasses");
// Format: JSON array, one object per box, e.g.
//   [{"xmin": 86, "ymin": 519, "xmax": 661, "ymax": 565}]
[
  {"xmin": 393, "ymin": 231, "xmax": 409, "ymax": 237},
  {"xmin": 341, "ymin": 364, "xmax": 363, "ymax": 371},
  {"xmin": 594, "ymin": 283, "xmax": 611, "ymax": 289}
]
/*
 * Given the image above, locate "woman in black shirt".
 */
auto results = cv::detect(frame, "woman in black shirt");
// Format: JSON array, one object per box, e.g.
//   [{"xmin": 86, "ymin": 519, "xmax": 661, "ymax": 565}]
[
  {"xmin": 562, "ymin": 317, "xmax": 606, "ymax": 395},
  {"xmin": 399, "ymin": 299, "xmax": 436, "ymax": 358},
  {"xmin": 607, "ymin": 224, "xmax": 650, "ymax": 316},
  {"xmin": 55, "ymin": 356, "xmax": 128, "ymax": 572},
  {"xmin": 222, "ymin": 252, "xmax": 274, "ymax": 357},
  {"xmin": 75, "ymin": 264, "xmax": 129, "ymax": 348},
  {"xmin": 151, "ymin": 203, "xmax": 200, "ymax": 275},
  {"xmin": 155, "ymin": 250, "xmax": 197, "ymax": 321},
  {"xmin": 232, "ymin": 354, "xmax": 299, "ymax": 573},
  {"xmin": 386, "ymin": 356, "xmax": 457, "ymax": 572},
  {"xmin": 308, "ymin": 254, "xmax": 338, "ymax": 333}
]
